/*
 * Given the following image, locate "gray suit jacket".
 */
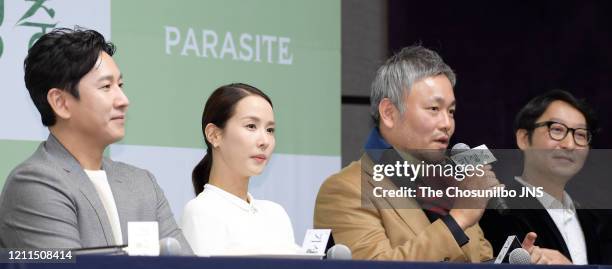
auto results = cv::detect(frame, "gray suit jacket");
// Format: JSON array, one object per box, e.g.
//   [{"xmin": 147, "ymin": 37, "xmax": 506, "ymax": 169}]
[{"xmin": 0, "ymin": 135, "xmax": 192, "ymax": 254}]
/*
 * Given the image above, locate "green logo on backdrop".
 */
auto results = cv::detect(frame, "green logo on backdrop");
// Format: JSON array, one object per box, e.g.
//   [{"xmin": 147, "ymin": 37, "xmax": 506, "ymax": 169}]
[
  {"xmin": 0, "ymin": 0, "xmax": 58, "ymax": 59},
  {"xmin": 17, "ymin": 0, "xmax": 57, "ymax": 48}
]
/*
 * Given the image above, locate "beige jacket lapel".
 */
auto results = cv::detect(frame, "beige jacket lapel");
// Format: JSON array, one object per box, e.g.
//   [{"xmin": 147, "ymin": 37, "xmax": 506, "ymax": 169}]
[{"xmin": 360, "ymin": 154, "xmax": 432, "ymax": 236}]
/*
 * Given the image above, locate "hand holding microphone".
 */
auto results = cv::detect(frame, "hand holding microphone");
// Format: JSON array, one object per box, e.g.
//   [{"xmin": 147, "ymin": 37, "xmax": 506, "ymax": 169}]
[
  {"xmin": 450, "ymin": 143, "xmax": 508, "ymax": 212},
  {"xmin": 448, "ymin": 164, "xmax": 501, "ymax": 229},
  {"xmin": 448, "ymin": 143, "xmax": 507, "ymax": 230}
]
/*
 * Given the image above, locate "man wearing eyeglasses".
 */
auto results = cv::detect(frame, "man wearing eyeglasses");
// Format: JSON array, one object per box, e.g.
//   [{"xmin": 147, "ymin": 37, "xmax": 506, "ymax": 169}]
[{"xmin": 480, "ymin": 90, "xmax": 603, "ymax": 264}]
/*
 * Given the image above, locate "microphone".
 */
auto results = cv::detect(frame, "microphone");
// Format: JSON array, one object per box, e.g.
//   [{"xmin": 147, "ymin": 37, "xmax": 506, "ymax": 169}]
[
  {"xmin": 159, "ymin": 237, "xmax": 182, "ymax": 256},
  {"xmin": 450, "ymin": 143, "xmax": 497, "ymax": 165},
  {"xmin": 450, "ymin": 142, "xmax": 509, "ymax": 214},
  {"xmin": 509, "ymin": 248, "xmax": 531, "ymax": 264},
  {"xmin": 326, "ymin": 244, "xmax": 352, "ymax": 260},
  {"xmin": 494, "ymin": 235, "xmax": 524, "ymax": 264},
  {"xmin": 450, "ymin": 142, "xmax": 470, "ymax": 156}
]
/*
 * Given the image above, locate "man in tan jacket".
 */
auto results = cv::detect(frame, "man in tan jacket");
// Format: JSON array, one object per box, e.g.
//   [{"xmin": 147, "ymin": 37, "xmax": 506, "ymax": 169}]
[
  {"xmin": 314, "ymin": 46, "xmax": 496, "ymax": 262},
  {"xmin": 315, "ymin": 46, "xmax": 573, "ymax": 263}
]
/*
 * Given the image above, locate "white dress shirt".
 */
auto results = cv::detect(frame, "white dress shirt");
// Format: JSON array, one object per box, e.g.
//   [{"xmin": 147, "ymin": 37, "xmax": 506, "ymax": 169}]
[
  {"xmin": 515, "ymin": 177, "xmax": 587, "ymax": 264},
  {"xmin": 84, "ymin": 169, "xmax": 123, "ymax": 245},
  {"xmin": 181, "ymin": 184, "xmax": 299, "ymax": 256}
]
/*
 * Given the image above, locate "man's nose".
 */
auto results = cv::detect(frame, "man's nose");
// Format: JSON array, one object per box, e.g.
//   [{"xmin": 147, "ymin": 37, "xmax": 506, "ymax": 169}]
[
  {"xmin": 558, "ymin": 131, "xmax": 577, "ymax": 150},
  {"xmin": 115, "ymin": 86, "xmax": 130, "ymax": 109}
]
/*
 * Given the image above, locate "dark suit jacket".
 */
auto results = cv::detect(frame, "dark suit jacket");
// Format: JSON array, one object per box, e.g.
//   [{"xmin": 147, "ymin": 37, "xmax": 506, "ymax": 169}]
[{"xmin": 479, "ymin": 179, "xmax": 602, "ymax": 264}]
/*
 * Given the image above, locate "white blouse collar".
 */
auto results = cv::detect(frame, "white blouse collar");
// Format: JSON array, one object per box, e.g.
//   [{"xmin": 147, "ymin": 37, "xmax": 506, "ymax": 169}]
[{"xmin": 203, "ymin": 184, "xmax": 257, "ymax": 212}]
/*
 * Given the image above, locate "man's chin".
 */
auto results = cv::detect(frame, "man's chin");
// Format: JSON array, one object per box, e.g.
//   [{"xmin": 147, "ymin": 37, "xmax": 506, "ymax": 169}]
[
  {"xmin": 411, "ymin": 149, "xmax": 447, "ymax": 163},
  {"xmin": 549, "ymin": 166, "xmax": 580, "ymax": 179}
]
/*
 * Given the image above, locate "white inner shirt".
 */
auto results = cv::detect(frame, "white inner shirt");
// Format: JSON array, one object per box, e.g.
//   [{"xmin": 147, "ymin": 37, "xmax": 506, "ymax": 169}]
[
  {"xmin": 84, "ymin": 169, "xmax": 123, "ymax": 245},
  {"xmin": 515, "ymin": 177, "xmax": 587, "ymax": 264},
  {"xmin": 181, "ymin": 184, "xmax": 299, "ymax": 256}
]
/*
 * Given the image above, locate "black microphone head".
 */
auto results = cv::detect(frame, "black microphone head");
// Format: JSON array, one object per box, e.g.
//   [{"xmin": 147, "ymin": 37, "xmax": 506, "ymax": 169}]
[
  {"xmin": 159, "ymin": 237, "xmax": 182, "ymax": 256},
  {"xmin": 509, "ymin": 248, "xmax": 531, "ymax": 264},
  {"xmin": 326, "ymin": 244, "xmax": 351, "ymax": 260}
]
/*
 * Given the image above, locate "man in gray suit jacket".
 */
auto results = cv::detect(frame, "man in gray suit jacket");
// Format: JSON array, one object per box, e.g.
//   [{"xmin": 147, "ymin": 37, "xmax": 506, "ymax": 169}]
[{"xmin": 0, "ymin": 28, "xmax": 192, "ymax": 254}]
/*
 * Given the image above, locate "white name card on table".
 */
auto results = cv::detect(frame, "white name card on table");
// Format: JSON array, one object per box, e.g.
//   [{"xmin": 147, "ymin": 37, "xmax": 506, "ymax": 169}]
[
  {"xmin": 301, "ymin": 229, "xmax": 331, "ymax": 255},
  {"xmin": 126, "ymin": 221, "xmax": 159, "ymax": 256}
]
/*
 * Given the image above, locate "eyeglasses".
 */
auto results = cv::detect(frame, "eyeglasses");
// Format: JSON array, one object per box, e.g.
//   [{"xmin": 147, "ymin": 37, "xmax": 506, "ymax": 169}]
[{"xmin": 532, "ymin": 121, "xmax": 592, "ymax": 147}]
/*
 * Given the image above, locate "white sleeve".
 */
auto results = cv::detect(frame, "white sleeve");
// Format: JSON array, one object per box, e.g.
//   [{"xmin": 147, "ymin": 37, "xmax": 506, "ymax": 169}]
[{"xmin": 180, "ymin": 201, "xmax": 227, "ymax": 256}]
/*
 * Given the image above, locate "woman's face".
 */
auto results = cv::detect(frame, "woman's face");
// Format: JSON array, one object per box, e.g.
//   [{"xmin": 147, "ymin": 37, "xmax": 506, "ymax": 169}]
[{"xmin": 216, "ymin": 95, "xmax": 275, "ymax": 178}]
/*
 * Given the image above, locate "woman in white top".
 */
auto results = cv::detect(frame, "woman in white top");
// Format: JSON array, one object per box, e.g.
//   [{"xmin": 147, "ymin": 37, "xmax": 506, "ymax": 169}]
[{"xmin": 181, "ymin": 83, "xmax": 298, "ymax": 256}]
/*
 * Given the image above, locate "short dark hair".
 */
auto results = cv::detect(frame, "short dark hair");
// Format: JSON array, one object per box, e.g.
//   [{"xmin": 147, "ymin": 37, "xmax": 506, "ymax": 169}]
[
  {"xmin": 514, "ymin": 89, "xmax": 599, "ymax": 143},
  {"xmin": 24, "ymin": 27, "xmax": 116, "ymax": 126}
]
